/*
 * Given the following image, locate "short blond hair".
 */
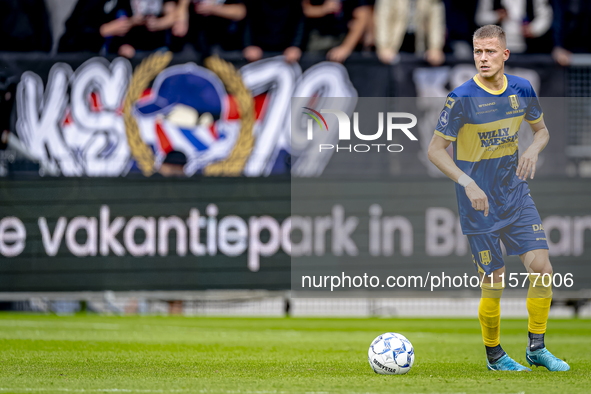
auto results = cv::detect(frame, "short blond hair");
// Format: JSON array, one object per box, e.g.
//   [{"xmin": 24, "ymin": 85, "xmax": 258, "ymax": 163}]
[{"xmin": 473, "ymin": 25, "xmax": 507, "ymax": 49}]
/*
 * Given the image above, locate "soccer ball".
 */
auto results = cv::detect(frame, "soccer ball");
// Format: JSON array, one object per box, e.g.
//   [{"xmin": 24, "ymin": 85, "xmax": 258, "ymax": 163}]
[{"xmin": 368, "ymin": 332, "xmax": 414, "ymax": 375}]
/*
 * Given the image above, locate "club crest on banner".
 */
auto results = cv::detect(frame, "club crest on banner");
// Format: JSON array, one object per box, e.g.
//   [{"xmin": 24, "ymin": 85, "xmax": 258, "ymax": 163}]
[{"xmin": 123, "ymin": 52, "xmax": 254, "ymax": 176}]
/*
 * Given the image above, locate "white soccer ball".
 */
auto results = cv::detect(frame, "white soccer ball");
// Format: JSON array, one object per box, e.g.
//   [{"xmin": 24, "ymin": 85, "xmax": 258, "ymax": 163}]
[{"xmin": 368, "ymin": 332, "xmax": 415, "ymax": 375}]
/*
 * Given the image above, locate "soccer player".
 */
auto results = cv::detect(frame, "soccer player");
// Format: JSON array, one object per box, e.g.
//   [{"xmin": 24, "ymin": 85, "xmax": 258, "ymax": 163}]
[{"xmin": 427, "ymin": 25, "xmax": 570, "ymax": 372}]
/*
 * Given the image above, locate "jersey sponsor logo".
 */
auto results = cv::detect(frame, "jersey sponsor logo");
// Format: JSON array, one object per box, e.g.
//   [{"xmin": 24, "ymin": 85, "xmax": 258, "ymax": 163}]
[
  {"xmin": 479, "ymin": 250, "xmax": 492, "ymax": 265},
  {"xmin": 439, "ymin": 110, "xmax": 449, "ymax": 127},
  {"xmin": 475, "ymin": 108, "xmax": 498, "ymax": 115},
  {"xmin": 477, "ymin": 127, "xmax": 517, "ymax": 149},
  {"xmin": 509, "ymin": 95, "xmax": 520, "ymax": 110},
  {"xmin": 532, "ymin": 224, "xmax": 545, "ymax": 233},
  {"xmin": 456, "ymin": 116, "xmax": 523, "ymax": 162}
]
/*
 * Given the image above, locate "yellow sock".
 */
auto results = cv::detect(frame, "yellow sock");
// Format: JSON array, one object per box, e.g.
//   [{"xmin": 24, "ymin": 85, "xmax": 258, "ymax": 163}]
[
  {"xmin": 479, "ymin": 280, "xmax": 505, "ymax": 347},
  {"xmin": 527, "ymin": 273, "xmax": 553, "ymax": 334}
]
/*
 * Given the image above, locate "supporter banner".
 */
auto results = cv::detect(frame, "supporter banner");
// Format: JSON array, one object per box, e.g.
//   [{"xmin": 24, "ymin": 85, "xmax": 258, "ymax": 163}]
[
  {"xmin": 1, "ymin": 52, "xmax": 357, "ymax": 178},
  {"xmin": 0, "ymin": 178, "xmax": 589, "ymax": 292},
  {"xmin": 0, "ymin": 53, "xmax": 568, "ymax": 178}
]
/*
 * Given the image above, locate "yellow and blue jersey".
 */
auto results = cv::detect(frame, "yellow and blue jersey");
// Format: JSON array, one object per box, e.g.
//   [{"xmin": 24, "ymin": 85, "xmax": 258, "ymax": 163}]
[{"xmin": 434, "ymin": 74, "xmax": 543, "ymax": 235}]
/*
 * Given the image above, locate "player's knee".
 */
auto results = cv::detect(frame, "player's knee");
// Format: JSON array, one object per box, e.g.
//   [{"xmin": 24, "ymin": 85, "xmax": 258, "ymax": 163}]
[
  {"xmin": 531, "ymin": 258, "xmax": 552, "ymax": 276},
  {"xmin": 539, "ymin": 261, "xmax": 553, "ymax": 276},
  {"xmin": 522, "ymin": 250, "xmax": 552, "ymax": 275}
]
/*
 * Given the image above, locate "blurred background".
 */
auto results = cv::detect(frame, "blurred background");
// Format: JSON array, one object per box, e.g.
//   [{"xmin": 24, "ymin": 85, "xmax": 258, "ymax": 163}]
[{"xmin": 0, "ymin": 0, "xmax": 590, "ymax": 318}]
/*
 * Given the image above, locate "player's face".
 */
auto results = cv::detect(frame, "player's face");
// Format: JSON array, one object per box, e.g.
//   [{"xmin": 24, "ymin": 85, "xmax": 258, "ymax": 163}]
[{"xmin": 473, "ymin": 38, "xmax": 509, "ymax": 79}]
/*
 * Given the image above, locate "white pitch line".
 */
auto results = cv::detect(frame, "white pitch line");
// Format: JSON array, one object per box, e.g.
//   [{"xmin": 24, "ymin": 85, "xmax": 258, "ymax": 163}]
[
  {"xmin": 0, "ymin": 390, "xmax": 358, "ymax": 394},
  {"xmin": 1, "ymin": 390, "xmax": 150, "ymax": 393},
  {"xmin": 0, "ymin": 390, "xmax": 527, "ymax": 394},
  {"xmin": 0, "ymin": 320, "xmax": 121, "ymax": 330}
]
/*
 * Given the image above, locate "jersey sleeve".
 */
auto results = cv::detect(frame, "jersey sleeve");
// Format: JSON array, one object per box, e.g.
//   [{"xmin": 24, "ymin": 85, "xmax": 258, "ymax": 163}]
[
  {"xmin": 434, "ymin": 93, "xmax": 463, "ymax": 141},
  {"xmin": 524, "ymin": 83, "xmax": 543, "ymax": 124}
]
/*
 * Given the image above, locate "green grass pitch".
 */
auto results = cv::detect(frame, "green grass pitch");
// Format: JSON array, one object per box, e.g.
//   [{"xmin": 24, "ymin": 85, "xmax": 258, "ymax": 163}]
[{"xmin": 0, "ymin": 313, "xmax": 590, "ymax": 393}]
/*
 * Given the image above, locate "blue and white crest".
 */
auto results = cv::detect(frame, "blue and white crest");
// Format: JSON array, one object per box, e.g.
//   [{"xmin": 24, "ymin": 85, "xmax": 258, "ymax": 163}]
[{"xmin": 439, "ymin": 110, "xmax": 449, "ymax": 127}]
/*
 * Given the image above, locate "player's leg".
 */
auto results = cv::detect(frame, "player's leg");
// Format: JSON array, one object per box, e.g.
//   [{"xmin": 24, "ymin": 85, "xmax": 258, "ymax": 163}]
[
  {"xmin": 479, "ymin": 266, "xmax": 505, "ymax": 365},
  {"xmin": 519, "ymin": 249, "xmax": 570, "ymax": 371},
  {"xmin": 500, "ymin": 197, "xmax": 570, "ymax": 371},
  {"xmin": 469, "ymin": 232, "xmax": 530, "ymax": 371},
  {"xmin": 521, "ymin": 248, "xmax": 552, "ymax": 350}
]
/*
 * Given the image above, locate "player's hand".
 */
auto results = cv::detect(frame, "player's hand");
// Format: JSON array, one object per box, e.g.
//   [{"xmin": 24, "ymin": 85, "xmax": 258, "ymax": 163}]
[
  {"xmin": 552, "ymin": 46, "xmax": 572, "ymax": 67},
  {"xmin": 172, "ymin": 17, "xmax": 189, "ymax": 37},
  {"xmin": 327, "ymin": 45, "xmax": 352, "ymax": 63},
  {"xmin": 425, "ymin": 49, "xmax": 445, "ymax": 66},
  {"xmin": 516, "ymin": 147, "xmax": 539, "ymax": 180},
  {"xmin": 284, "ymin": 47, "xmax": 302, "ymax": 63},
  {"xmin": 377, "ymin": 48, "xmax": 397, "ymax": 64},
  {"xmin": 118, "ymin": 44, "xmax": 136, "ymax": 58},
  {"xmin": 465, "ymin": 182, "xmax": 489, "ymax": 217},
  {"xmin": 243, "ymin": 46, "xmax": 263, "ymax": 62},
  {"xmin": 522, "ymin": 23, "xmax": 535, "ymax": 38}
]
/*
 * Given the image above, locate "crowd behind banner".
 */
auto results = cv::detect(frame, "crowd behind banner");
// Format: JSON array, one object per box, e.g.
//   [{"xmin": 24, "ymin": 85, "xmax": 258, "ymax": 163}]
[{"xmin": 1, "ymin": 0, "xmax": 590, "ymax": 66}]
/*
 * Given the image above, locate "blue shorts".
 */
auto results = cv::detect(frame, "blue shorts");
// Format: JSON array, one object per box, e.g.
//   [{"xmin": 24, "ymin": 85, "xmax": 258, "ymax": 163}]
[{"xmin": 467, "ymin": 195, "xmax": 549, "ymax": 275}]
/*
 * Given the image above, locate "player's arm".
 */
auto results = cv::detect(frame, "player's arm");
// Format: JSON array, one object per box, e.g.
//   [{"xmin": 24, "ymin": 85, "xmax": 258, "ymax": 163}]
[
  {"xmin": 517, "ymin": 116, "xmax": 549, "ymax": 180},
  {"xmin": 428, "ymin": 134, "xmax": 489, "ymax": 216}
]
